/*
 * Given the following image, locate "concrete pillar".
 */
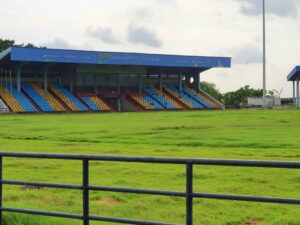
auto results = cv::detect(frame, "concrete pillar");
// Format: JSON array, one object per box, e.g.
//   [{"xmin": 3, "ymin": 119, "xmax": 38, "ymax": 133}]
[
  {"xmin": 296, "ymin": 79, "xmax": 300, "ymax": 108},
  {"xmin": 159, "ymin": 74, "xmax": 162, "ymax": 92},
  {"xmin": 293, "ymin": 81, "xmax": 296, "ymax": 107},
  {"xmin": 0, "ymin": 68, "xmax": 3, "ymax": 86},
  {"xmin": 193, "ymin": 73, "xmax": 200, "ymax": 91},
  {"xmin": 117, "ymin": 99, "xmax": 121, "ymax": 112},
  {"xmin": 16, "ymin": 68, "xmax": 21, "ymax": 92},
  {"xmin": 116, "ymin": 74, "xmax": 120, "ymax": 94},
  {"xmin": 93, "ymin": 74, "xmax": 97, "ymax": 93},
  {"xmin": 5, "ymin": 70, "xmax": 7, "ymax": 89},
  {"xmin": 69, "ymin": 74, "xmax": 74, "ymax": 93},
  {"xmin": 138, "ymin": 75, "xmax": 142, "ymax": 94},
  {"xmin": 179, "ymin": 74, "xmax": 183, "ymax": 92},
  {"xmin": 198, "ymin": 73, "xmax": 201, "ymax": 90},
  {"xmin": 43, "ymin": 67, "xmax": 48, "ymax": 93},
  {"xmin": 9, "ymin": 71, "xmax": 12, "ymax": 94}
]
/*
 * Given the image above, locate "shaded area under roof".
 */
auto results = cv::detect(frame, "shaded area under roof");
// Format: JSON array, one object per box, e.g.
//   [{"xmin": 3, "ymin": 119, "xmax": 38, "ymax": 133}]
[
  {"xmin": 287, "ymin": 66, "xmax": 300, "ymax": 81},
  {"xmin": 0, "ymin": 47, "xmax": 231, "ymax": 75}
]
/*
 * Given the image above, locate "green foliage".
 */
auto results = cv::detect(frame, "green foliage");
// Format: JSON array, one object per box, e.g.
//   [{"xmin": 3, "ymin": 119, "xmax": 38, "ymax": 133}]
[
  {"xmin": 200, "ymin": 82, "xmax": 278, "ymax": 108},
  {"xmin": 223, "ymin": 85, "xmax": 263, "ymax": 108},
  {"xmin": 200, "ymin": 81, "xmax": 222, "ymax": 101},
  {"xmin": 0, "ymin": 38, "xmax": 39, "ymax": 52},
  {"xmin": 0, "ymin": 39, "xmax": 15, "ymax": 52},
  {"xmin": 0, "ymin": 110, "xmax": 300, "ymax": 225}
]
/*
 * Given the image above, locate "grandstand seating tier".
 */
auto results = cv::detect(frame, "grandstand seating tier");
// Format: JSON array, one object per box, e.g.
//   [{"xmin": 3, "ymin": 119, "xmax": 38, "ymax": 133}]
[
  {"xmin": 130, "ymin": 95, "xmax": 156, "ymax": 110},
  {"xmin": 7, "ymin": 84, "xmax": 37, "ymax": 112},
  {"xmin": 164, "ymin": 84, "xmax": 203, "ymax": 109},
  {"xmin": 196, "ymin": 89, "xmax": 221, "ymax": 108},
  {"xmin": 81, "ymin": 97, "xmax": 100, "ymax": 111},
  {"xmin": 49, "ymin": 83, "xmax": 88, "ymax": 111},
  {"xmin": 143, "ymin": 87, "xmax": 183, "ymax": 110},
  {"xmin": 0, "ymin": 84, "xmax": 25, "ymax": 112},
  {"xmin": 0, "ymin": 82, "xmax": 219, "ymax": 113},
  {"xmin": 31, "ymin": 83, "xmax": 66, "ymax": 112},
  {"xmin": 183, "ymin": 86, "xmax": 220, "ymax": 109},
  {"xmin": 22, "ymin": 83, "xmax": 55, "ymax": 112},
  {"xmin": 89, "ymin": 97, "xmax": 111, "ymax": 111},
  {"xmin": 182, "ymin": 87, "xmax": 212, "ymax": 109}
]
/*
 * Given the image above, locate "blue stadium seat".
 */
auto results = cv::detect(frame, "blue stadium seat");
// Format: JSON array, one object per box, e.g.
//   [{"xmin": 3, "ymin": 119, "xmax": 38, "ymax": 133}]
[
  {"xmin": 81, "ymin": 97, "xmax": 100, "ymax": 111},
  {"xmin": 182, "ymin": 87, "xmax": 212, "ymax": 109},
  {"xmin": 143, "ymin": 96, "xmax": 163, "ymax": 110},
  {"xmin": 143, "ymin": 87, "xmax": 176, "ymax": 109},
  {"xmin": 4, "ymin": 85, "xmax": 37, "ymax": 112},
  {"xmin": 21, "ymin": 83, "xmax": 54, "ymax": 112},
  {"xmin": 167, "ymin": 84, "xmax": 203, "ymax": 109},
  {"xmin": 54, "ymin": 83, "xmax": 88, "ymax": 111}
]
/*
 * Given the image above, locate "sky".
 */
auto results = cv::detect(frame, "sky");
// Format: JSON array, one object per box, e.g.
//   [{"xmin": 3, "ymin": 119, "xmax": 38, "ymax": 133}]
[{"xmin": 0, "ymin": 0, "xmax": 300, "ymax": 97}]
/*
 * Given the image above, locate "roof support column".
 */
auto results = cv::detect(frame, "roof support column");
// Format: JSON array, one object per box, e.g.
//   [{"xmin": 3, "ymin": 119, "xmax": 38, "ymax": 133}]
[
  {"xmin": 93, "ymin": 74, "xmax": 97, "ymax": 94},
  {"xmin": 179, "ymin": 74, "xmax": 183, "ymax": 92},
  {"xmin": 296, "ymin": 78, "xmax": 300, "ymax": 108},
  {"xmin": 116, "ymin": 74, "xmax": 120, "ymax": 94},
  {"xmin": 117, "ymin": 74, "xmax": 121, "ymax": 112},
  {"xmin": 69, "ymin": 74, "xmax": 74, "ymax": 93},
  {"xmin": 43, "ymin": 66, "xmax": 48, "ymax": 93},
  {"xmin": 194, "ymin": 73, "xmax": 200, "ymax": 91},
  {"xmin": 159, "ymin": 74, "xmax": 162, "ymax": 92},
  {"xmin": 138, "ymin": 75, "xmax": 142, "ymax": 95},
  {"xmin": 4, "ymin": 70, "xmax": 7, "ymax": 89},
  {"xmin": 9, "ymin": 71, "xmax": 12, "ymax": 94},
  {"xmin": 292, "ymin": 80, "xmax": 296, "ymax": 107},
  {"xmin": 0, "ymin": 69, "xmax": 3, "ymax": 86},
  {"xmin": 16, "ymin": 67, "xmax": 21, "ymax": 92}
]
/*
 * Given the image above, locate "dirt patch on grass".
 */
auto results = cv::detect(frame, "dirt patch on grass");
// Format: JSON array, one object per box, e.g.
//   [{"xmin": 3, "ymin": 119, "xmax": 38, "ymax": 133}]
[
  {"xmin": 60, "ymin": 143, "xmax": 77, "ymax": 147},
  {"xmin": 96, "ymin": 197, "xmax": 120, "ymax": 207},
  {"xmin": 245, "ymin": 219, "xmax": 262, "ymax": 225},
  {"xmin": 152, "ymin": 125, "xmax": 213, "ymax": 131},
  {"xmin": 21, "ymin": 186, "xmax": 43, "ymax": 191}
]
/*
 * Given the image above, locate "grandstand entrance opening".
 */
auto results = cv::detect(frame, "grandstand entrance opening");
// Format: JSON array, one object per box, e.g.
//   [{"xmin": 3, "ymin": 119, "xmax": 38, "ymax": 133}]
[{"xmin": 0, "ymin": 47, "xmax": 231, "ymax": 113}]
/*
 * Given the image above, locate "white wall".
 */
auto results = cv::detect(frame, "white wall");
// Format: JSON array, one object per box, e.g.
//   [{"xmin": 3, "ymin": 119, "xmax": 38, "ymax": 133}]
[
  {"xmin": 247, "ymin": 97, "xmax": 281, "ymax": 107},
  {"xmin": 0, "ymin": 99, "xmax": 9, "ymax": 112}
]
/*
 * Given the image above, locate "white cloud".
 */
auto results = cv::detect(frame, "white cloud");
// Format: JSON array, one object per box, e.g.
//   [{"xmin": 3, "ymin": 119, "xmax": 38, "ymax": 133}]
[
  {"xmin": 239, "ymin": 0, "xmax": 300, "ymax": 17},
  {"xmin": 230, "ymin": 44, "xmax": 262, "ymax": 64},
  {"xmin": 0, "ymin": 0, "xmax": 299, "ymax": 97},
  {"xmin": 42, "ymin": 38, "xmax": 94, "ymax": 51},
  {"xmin": 85, "ymin": 26, "xmax": 121, "ymax": 44},
  {"xmin": 127, "ymin": 24, "xmax": 162, "ymax": 48}
]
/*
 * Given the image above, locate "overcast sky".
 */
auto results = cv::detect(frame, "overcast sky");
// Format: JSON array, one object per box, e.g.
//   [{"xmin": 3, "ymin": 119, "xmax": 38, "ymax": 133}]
[{"xmin": 1, "ymin": 0, "xmax": 300, "ymax": 97}]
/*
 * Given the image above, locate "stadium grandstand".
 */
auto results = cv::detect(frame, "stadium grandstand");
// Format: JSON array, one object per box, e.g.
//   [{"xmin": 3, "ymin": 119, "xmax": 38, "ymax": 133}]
[{"xmin": 0, "ymin": 47, "xmax": 231, "ymax": 113}]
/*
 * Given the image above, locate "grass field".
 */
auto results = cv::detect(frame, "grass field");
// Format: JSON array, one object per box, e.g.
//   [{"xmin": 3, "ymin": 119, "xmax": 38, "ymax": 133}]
[{"xmin": 0, "ymin": 109, "xmax": 300, "ymax": 225}]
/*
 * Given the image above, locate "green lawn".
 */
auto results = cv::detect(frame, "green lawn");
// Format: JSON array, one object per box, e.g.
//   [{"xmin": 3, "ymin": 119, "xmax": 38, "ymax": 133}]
[{"xmin": 0, "ymin": 109, "xmax": 300, "ymax": 225}]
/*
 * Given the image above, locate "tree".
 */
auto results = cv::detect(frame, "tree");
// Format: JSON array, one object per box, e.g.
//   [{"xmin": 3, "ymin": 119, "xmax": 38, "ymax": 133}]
[
  {"xmin": 0, "ymin": 38, "xmax": 39, "ymax": 52},
  {"xmin": 200, "ymin": 81, "xmax": 223, "ymax": 101},
  {"xmin": 223, "ymin": 85, "xmax": 263, "ymax": 108},
  {"xmin": 0, "ymin": 39, "xmax": 15, "ymax": 52}
]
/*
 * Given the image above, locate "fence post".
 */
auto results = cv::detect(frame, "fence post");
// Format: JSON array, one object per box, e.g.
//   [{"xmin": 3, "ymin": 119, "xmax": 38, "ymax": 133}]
[
  {"xmin": 83, "ymin": 159, "xmax": 89, "ymax": 225},
  {"xmin": 0, "ymin": 157, "xmax": 2, "ymax": 224},
  {"xmin": 186, "ymin": 163, "xmax": 193, "ymax": 225}
]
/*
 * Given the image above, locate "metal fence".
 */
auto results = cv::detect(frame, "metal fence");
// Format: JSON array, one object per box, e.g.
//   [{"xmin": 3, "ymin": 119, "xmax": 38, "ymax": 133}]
[{"xmin": 0, "ymin": 152, "xmax": 300, "ymax": 225}]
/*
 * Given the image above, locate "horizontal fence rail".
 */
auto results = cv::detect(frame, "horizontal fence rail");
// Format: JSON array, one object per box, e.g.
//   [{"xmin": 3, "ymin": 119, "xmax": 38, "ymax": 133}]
[{"xmin": 0, "ymin": 152, "xmax": 300, "ymax": 225}]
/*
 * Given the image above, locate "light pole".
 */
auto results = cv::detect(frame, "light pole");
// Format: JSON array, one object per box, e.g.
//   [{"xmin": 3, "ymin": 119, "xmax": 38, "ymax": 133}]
[{"xmin": 262, "ymin": 0, "xmax": 267, "ymax": 108}]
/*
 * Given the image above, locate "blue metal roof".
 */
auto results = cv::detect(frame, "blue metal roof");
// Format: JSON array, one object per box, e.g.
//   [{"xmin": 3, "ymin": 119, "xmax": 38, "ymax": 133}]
[
  {"xmin": 0, "ymin": 46, "xmax": 231, "ymax": 69},
  {"xmin": 287, "ymin": 66, "xmax": 300, "ymax": 81}
]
